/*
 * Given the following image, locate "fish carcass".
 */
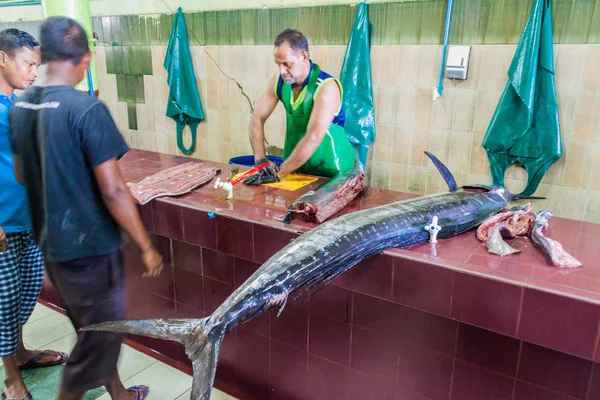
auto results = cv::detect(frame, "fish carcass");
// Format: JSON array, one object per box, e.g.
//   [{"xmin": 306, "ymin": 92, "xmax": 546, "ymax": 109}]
[
  {"xmin": 284, "ymin": 167, "xmax": 365, "ymax": 224},
  {"xmin": 476, "ymin": 203, "xmax": 536, "ymax": 256},
  {"xmin": 128, "ymin": 162, "xmax": 219, "ymax": 205},
  {"xmin": 82, "ymin": 152, "xmax": 543, "ymax": 400},
  {"xmin": 531, "ymin": 210, "xmax": 582, "ymax": 268}
]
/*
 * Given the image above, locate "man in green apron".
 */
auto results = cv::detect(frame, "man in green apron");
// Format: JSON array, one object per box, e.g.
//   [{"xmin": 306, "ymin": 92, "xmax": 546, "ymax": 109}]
[{"xmin": 244, "ymin": 29, "xmax": 356, "ymax": 185}]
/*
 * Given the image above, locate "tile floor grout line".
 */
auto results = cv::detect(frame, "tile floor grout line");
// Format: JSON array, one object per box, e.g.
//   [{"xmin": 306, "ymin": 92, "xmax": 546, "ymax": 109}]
[
  {"xmin": 25, "ymin": 309, "xmax": 56, "ymax": 324},
  {"xmin": 118, "ymin": 353, "xmax": 159, "ymax": 382},
  {"xmin": 120, "ymin": 356, "xmax": 160, "ymax": 380},
  {"xmin": 26, "ymin": 311, "xmax": 66, "ymax": 325},
  {"xmin": 32, "ymin": 332, "xmax": 77, "ymax": 352},
  {"xmin": 122, "ymin": 360, "xmax": 192, "ymax": 397}
]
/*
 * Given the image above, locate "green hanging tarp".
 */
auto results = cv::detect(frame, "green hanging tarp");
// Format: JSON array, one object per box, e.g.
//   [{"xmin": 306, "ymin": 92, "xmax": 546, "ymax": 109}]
[
  {"xmin": 340, "ymin": 2, "xmax": 375, "ymax": 171},
  {"xmin": 164, "ymin": 7, "xmax": 205, "ymax": 155},
  {"xmin": 482, "ymin": 0, "xmax": 561, "ymax": 196}
]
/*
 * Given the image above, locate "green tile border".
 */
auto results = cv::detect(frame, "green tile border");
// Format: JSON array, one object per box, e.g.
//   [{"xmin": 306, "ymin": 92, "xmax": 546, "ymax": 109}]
[
  {"xmin": 2, "ymin": 1, "xmax": 599, "ymax": 47},
  {"xmin": 127, "ymin": 102, "xmax": 138, "ymax": 130},
  {"xmin": 115, "ymin": 73, "xmax": 145, "ymax": 104},
  {"xmin": 106, "ymin": 45, "xmax": 152, "ymax": 76},
  {"xmin": 90, "ymin": 0, "xmax": 600, "ymax": 47}
]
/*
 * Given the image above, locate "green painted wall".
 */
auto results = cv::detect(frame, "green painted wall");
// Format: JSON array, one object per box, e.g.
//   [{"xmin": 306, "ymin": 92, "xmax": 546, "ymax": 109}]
[
  {"xmin": 3, "ymin": 1, "xmax": 600, "ymax": 47},
  {"xmin": 89, "ymin": 0, "xmax": 600, "ymax": 48},
  {"xmin": 0, "ymin": 0, "xmax": 423, "ymax": 23}
]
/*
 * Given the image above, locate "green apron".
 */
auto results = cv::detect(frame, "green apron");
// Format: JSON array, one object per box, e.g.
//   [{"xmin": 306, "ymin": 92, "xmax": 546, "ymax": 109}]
[{"xmin": 280, "ymin": 63, "xmax": 356, "ymax": 178}]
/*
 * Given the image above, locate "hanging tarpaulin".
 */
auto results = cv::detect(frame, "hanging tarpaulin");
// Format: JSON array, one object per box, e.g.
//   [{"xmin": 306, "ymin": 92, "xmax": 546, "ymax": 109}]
[
  {"xmin": 339, "ymin": 2, "xmax": 375, "ymax": 171},
  {"xmin": 482, "ymin": 0, "xmax": 561, "ymax": 196},
  {"xmin": 164, "ymin": 7, "xmax": 205, "ymax": 155}
]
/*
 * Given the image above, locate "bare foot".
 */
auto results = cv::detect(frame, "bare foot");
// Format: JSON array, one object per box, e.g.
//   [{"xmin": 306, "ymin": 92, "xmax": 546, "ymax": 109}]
[{"xmin": 3, "ymin": 377, "xmax": 29, "ymax": 399}]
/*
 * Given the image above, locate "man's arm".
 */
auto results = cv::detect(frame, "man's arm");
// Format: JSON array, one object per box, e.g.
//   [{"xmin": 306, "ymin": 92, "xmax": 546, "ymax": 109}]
[
  {"xmin": 278, "ymin": 80, "xmax": 340, "ymax": 178},
  {"xmin": 93, "ymin": 158, "xmax": 163, "ymax": 278},
  {"xmin": 249, "ymin": 75, "xmax": 280, "ymax": 162},
  {"xmin": 0, "ymin": 226, "xmax": 7, "ymax": 252},
  {"xmin": 12, "ymin": 154, "xmax": 25, "ymax": 185}
]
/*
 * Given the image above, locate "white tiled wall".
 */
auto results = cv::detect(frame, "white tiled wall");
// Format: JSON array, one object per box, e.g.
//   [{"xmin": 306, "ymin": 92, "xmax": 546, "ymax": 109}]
[{"xmin": 95, "ymin": 43, "xmax": 600, "ymax": 223}]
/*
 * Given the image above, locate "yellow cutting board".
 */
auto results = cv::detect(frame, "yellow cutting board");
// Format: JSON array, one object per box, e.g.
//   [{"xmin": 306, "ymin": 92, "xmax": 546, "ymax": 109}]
[{"xmin": 232, "ymin": 172, "xmax": 319, "ymax": 191}]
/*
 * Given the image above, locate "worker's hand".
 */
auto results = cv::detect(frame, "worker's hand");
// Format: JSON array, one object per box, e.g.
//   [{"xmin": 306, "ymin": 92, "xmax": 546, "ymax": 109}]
[
  {"xmin": 243, "ymin": 158, "xmax": 280, "ymax": 186},
  {"xmin": 0, "ymin": 226, "xmax": 7, "ymax": 253},
  {"xmin": 140, "ymin": 246, "xmax": 164, "ymax": 278}
]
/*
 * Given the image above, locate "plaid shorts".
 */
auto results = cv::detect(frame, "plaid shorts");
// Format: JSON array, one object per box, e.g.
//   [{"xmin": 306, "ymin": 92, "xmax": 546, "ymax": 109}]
[{"xmin": 0, "ymin": 231, "xmax": 44, "ymax": 356}]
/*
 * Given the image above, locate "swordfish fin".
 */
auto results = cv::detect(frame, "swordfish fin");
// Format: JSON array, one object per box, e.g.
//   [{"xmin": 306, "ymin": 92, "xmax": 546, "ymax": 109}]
[
  {"xmin": 81, "ymin": 318, "xmax": 224, "ymax": 400},
  {"xmin": 424, "ymin": 151, "xmax": 458, "ymax": 191},
  {"xmin": 508, "ymin": 193, "xmax": 546, "ymax": 201}
]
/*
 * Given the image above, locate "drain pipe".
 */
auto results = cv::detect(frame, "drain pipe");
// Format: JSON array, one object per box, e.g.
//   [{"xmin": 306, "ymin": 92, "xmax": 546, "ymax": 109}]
[
  {"xmin": 0, "ymin": 1, "xmax": 41, "ymax": 7},
  {"xmin": 87, "ymin": 68, "xmax": 94, "ymax": 96},
  {"xmin": 41, "ymin": 0, "xmax": 98, "ymax": 97},
  {"xmin": 433, "ymin": 0, "xmax": 454, "ymax": 100}
]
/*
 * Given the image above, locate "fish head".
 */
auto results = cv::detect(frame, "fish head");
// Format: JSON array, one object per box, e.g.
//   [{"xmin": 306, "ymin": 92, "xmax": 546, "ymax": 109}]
[{"xmin": 490, "ymin": 186, "xmax": 510, "ymax": 201}]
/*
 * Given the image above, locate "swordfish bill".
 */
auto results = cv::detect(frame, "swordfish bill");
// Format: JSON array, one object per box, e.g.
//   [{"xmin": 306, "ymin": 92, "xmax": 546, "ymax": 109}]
[{"xmin": 81, "ymin": 152, "xmax": 544, "ymax": 400}]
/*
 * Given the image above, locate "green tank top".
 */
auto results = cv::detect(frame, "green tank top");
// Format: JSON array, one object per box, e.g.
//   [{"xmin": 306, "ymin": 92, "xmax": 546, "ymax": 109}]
[{"xmin": 277, "ymin": 63, "xmax": 356, "ymax": 178}]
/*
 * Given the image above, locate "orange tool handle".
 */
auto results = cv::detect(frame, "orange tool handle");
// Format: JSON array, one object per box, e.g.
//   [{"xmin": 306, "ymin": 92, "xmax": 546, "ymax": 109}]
[{"xmin": 231, "ymin": 161, "xmax": 271, "ymax": 185}]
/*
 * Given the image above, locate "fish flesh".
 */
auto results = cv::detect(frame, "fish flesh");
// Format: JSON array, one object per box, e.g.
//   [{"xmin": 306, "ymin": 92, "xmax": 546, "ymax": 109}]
[
  {"xmin": 531, "ymin": 210, "xmax": 582, "ymax": 268},
  {"xmin": 284, "ymin": 168, "xmax": 365, "ymax": 224},
  {"xmin": 476, "ymin": 204, "xmax": 535, "ymax": 242},
  {"xmin": 476, "ymin": 204, "xmax": 536, "ymax": 256},
  {"xmin": 82, "ymin": 152, "xmax": 543, "ymax": 400},
  {"xmin": 477, "ymin": 207, "xmax": 582, "ymax": 267},
  {"xmin": 128, "ymin": 162, "xmax": 219, "ymax": 205}
]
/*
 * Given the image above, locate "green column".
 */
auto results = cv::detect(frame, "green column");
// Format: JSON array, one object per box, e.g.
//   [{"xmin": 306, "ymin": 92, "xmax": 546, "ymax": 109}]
[{"xmin": 41, "ymin": 0, "xmax": 98, "ymax": 94}]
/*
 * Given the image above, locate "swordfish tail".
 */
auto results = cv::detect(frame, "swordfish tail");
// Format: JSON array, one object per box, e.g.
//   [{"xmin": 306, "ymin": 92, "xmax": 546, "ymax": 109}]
[{"xmin": 80, "ymin": 318, "xmax": 224, "ymax": 399}]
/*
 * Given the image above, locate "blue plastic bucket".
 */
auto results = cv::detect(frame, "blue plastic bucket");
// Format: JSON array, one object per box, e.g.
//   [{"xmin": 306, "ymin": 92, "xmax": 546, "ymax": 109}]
[{"xmin": 228, "ymin": 155, "xmax": 283, "ymax": 166}]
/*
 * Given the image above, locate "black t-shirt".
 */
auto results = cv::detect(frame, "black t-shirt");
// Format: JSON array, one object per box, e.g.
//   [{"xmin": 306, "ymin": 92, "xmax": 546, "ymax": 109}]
[{"xmin": 10, "ymin": 85, "xmax": 130, "ymax": 262}]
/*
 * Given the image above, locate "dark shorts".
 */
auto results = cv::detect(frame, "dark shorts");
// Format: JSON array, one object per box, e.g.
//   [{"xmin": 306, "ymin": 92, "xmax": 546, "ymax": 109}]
[{"xmin": 45, "ymin": 250, "xmax": 126, "ymax": 393}]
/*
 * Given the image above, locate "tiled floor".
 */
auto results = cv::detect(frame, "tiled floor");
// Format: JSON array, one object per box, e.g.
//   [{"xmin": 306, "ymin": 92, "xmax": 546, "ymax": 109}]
[{"xmin": 0, "ymin": 302, "xmax": 237, "ymax": 400}]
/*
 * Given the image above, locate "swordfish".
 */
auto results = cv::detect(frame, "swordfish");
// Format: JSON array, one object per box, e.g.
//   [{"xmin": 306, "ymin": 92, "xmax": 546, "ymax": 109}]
[{"xmin": 82, "ymin": 152, "xmax": 542, "ymax": 400}]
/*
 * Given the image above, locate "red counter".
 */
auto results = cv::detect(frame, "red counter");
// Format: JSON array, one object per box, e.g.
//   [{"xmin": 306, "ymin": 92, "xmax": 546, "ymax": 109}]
[{"xmin": 40, "ymin": 149, "xmax": 600, "ymax": 400}]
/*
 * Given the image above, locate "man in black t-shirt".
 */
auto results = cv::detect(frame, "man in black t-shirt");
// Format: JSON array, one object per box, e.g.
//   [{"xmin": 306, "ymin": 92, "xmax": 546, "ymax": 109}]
[{"xmin": 10, "ymin": 17, "xmax": 163, "ymax": 400}]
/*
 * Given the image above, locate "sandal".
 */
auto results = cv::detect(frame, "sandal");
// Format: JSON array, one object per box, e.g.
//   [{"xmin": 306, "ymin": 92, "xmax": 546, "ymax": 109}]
[
  {"xmin": 127, "ymin": 385, "xmax": 149, "ymax": 400},
  {"xmin": 19, "ymin": 350, "xmax": 68, "ymax": 370}
]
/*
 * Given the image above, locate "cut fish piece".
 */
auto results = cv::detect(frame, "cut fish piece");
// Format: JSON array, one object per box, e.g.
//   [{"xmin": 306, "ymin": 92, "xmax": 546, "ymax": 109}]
[{"xmin": 128, "ymin": 162, "xmax": 219, "ymax": 205}]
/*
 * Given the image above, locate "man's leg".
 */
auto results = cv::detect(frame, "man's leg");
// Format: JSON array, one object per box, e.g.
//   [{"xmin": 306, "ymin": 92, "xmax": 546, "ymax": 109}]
[
  {"xmin": 15, "ymin": 232, "xmax": 66, "ymax": 368},
  {"xmin": 2, "ymin": 354, "xmax": 27, "ymax": 399},
  {"xmin": 0, "ymin": 233, "xmax": 28, "ymax": 399},
  {"xmin": 46, "ymin": 251, "xmax": 148, "ymax": 400}
]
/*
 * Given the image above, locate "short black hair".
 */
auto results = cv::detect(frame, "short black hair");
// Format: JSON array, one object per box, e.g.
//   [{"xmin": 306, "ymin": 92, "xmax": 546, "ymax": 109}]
[
  {"xmin": 274, "ymin": 29, "xmax": 309, "ymax": 53},
  {"xmin": 0, "ymin": 28, "xmax": 39, "ymax": 57},
  {"xmin": 40, "ymin": 16, "xmax": 89, "ymax": 64}
]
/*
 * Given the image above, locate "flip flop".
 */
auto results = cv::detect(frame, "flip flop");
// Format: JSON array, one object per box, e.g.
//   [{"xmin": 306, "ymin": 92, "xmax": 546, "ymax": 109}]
[
  {"xmin": 1, "ymin": 391, "xmax": 33, "ymax": 400},
  {"xmin": 127, "ymin": 385, "xmax": 149, "ymax": 400},
  {"xmin": 18, "ymin": 350, "xmax": 68, "ymax": 370}
]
